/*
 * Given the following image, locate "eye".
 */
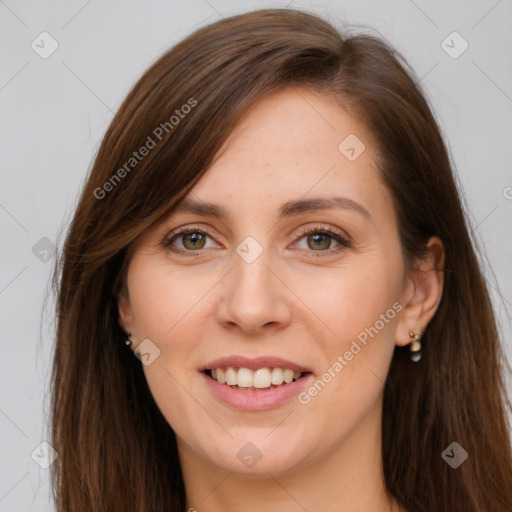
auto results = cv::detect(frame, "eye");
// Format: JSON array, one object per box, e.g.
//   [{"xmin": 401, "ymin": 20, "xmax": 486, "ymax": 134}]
[
  {"xmin": 162, "ymin": 225, "xmax": 352, "ymax": 257},
  {"xmin": 292, "ymin": 226, "xmax": 351, "ymax": 256},
  {"xmin": 162, "ymin": 227, "xmax": 217, "ymax": 254}
]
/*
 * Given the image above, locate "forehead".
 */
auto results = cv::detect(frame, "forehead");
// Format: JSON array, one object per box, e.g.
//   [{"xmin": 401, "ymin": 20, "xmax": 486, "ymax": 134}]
[{"xmin": 187, "ymin": 87, "xmax": 386, "ymax": 219}]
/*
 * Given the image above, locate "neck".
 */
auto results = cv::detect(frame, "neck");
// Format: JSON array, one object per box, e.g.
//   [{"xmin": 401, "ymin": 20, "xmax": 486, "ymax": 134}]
[{"xmin": 178, "ymin": 401, "xmax": 400, "ymax": 512}]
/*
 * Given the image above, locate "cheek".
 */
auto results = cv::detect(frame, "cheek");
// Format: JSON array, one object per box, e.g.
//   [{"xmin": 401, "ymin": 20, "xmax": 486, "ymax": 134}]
[
  {"xmin": 126, "ymin": 258, "xmax": 215, "ymax": 438},
  {"xmin": 127, "ymin": 256, "xmax": 217, "ymax": 342},
  {"xmin": 300, "ymin": 254, "xmax": 402, "ymax": 347},
  {"xmin": 293, "ymin": 251, "xmax": 403, "ymax": 412}
]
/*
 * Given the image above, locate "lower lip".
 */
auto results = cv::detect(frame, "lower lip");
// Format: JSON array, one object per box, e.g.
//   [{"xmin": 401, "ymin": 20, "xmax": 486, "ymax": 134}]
[{"xmin": 201, "ymin": 372, "xmax": 313, "ymax": 411}]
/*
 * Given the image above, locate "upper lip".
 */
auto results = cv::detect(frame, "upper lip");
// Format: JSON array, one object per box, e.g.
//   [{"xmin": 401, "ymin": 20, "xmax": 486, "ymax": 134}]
[{"xmin": 200, "ymin": 355, "xmax": 312, "ymax": 373}]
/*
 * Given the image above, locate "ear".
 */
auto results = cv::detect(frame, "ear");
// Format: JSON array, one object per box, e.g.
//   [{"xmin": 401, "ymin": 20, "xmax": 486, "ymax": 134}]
[
  {"xmin": 395, "ymin": 236, "xmax": 445, "ymax": 346},
  {"xmin": 117, "ymin": 285, "xmax": 135, "ymax": 335}
]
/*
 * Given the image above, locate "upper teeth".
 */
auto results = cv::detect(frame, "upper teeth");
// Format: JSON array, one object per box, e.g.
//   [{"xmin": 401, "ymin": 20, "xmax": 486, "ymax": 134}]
[{"xmin": 210, "ymin": 367, "xmax": 302, "ymax": 389}]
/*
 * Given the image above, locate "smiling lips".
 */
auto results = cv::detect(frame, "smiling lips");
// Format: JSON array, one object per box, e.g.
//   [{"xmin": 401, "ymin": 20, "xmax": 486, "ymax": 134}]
[{"xmin": 202, "ymin": 356, "xmax": 311, "ymax": 392}]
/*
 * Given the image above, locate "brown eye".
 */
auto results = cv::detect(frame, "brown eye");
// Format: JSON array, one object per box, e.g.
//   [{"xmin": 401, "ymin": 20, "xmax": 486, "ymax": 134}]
[
  {"xmin": 306, "ymin": 233, "xmax": 333, "ymax": 250},
  {"xmin": 181, "ymin": 232, "xmax": 206, "ymax": 250},
  {"xmin": 163, "ymin": 228, "xmax": 216, "ymax": 254},
  {"xmin": 294, "ymin": 228, "xmax": 351, "ymax": 255}
]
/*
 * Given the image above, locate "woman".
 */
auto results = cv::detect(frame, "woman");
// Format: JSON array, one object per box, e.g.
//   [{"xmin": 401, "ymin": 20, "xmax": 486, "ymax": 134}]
[{"xmin": 50, "ymin": 8, "xmax": 512, "ymax": 512}]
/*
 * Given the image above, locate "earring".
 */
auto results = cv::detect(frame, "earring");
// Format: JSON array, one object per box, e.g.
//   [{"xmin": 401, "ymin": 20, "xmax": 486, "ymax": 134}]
[
  {"xmin": 409, "ymin": 330, "xmax": 421, "ymax": 362},
  {"xmin": 124, "ymin": 331, "xmax": 132, "ymax": 347}
]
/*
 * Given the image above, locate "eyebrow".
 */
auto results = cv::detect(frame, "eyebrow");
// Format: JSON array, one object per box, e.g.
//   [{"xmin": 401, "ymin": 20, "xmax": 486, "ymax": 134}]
[{"xmin": 173, "ymin": 196, "xmax": 372, "ymax": 221}]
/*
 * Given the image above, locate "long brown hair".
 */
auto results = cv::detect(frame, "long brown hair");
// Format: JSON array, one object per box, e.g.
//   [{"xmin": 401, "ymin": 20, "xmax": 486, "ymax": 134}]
[{"xmin": 50, "ymin": 8, "xmax": 512, "ymax": 511}]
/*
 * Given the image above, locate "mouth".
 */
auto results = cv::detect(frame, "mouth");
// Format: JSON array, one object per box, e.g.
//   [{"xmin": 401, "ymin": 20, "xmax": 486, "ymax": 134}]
[
  {"xmin": 199, "ymin": 356, "xmax": 313, "ymax": 408},
  {"xmin": 204, "ymin": 366, "xmax": 310, "ymax": 391}
]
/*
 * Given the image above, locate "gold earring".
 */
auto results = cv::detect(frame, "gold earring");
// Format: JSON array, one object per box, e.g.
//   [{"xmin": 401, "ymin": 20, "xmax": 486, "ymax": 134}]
[{"xmin": 409, "ymin": 330, "xmax": 421, "ymax": 362}]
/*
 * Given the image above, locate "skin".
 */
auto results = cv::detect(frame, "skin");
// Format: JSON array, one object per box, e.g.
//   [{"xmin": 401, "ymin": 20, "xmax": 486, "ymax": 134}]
[{"xmin": 118, "ymin": 87, "xmax": 445, "ymax": 512}]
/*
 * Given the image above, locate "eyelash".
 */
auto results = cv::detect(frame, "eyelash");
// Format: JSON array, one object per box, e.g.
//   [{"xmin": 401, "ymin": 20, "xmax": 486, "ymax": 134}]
[{"xmin": 161, "ymin": 225, "xmax": 352, "ymax": 258}]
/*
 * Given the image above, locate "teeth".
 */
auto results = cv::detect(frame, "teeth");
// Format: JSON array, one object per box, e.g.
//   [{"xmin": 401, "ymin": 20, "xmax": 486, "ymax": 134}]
[
  {"xmin": 209, "ymin": 366, "xmax": 303, "ymax": 390},
  {"xmin": 271, "ymin": 368, "xmax": 284, "ymax": 385},
  {"xmin": 253, "ymin": 368, "xmax": 271, "ymax": 389},
  {"xmin": 237, "ymin": 367, "xmax": 253, "ymax": 388},
  {"xmin": 283, "ymin": 369, "xmax": 294, "ymax": 383},
  {"xmin": 225, "ymin": 367, "xmax": 237, "ymax": 385}
]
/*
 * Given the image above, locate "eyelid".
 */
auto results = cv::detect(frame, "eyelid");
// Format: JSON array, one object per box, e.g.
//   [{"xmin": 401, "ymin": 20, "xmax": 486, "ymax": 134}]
[
  {"xmin": 292, "ymin": 224, "xmax": 351, "ymax": 244},
  {"xmin": 162, "ymin": 224, "xmax": 220, "ymax": 251},
  {"xmin": 290, "ymin": 225, "xmax": 352, "ymax": 255}
]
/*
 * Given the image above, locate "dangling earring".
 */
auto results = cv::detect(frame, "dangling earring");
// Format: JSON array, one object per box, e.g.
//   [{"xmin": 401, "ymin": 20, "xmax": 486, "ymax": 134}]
[
  {"xmin": 409, "ymin": 330, "xmax": 421, "ymax": 362},
  {"xmin": 124, "ymin": 331, "xmax": 132, "ymax": 348}
]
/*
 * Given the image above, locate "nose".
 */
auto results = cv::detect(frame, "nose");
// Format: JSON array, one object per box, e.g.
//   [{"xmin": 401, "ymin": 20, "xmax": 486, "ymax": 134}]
[{"xmin": 215, "ymin": 248, "xmax": 293, "ymax": 336}]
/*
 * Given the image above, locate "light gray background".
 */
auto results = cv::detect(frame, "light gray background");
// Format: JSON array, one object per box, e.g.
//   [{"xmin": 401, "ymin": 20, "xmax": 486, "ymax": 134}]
[{"xmin": 1, "ymin": 1, "xmax": 511, "ymax": 510}]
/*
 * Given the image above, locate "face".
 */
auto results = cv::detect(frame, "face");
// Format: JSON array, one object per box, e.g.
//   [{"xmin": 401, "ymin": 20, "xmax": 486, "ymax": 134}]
[{"xmin": 118, "ymin": 87, "xmax": 410, "ymax": 477}]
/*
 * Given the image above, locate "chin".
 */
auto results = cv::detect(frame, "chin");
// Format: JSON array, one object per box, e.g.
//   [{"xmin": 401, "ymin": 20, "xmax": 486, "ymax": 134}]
[{"xmin": 199, "ymin": 432, "xmax": 311, "ymax": 477}]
